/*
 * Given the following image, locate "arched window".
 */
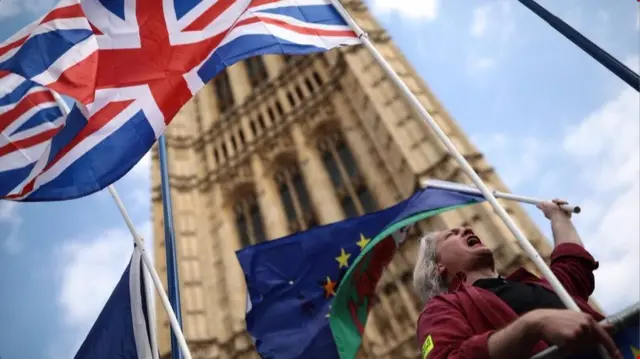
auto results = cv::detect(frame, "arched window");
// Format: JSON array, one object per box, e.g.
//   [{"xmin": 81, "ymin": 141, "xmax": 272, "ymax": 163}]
[
  {"xmin": 274, "ymin": 163, "xmax": 318, "ymax": 233},
  {"xmin": 213, "ymin": 69, "xmax": 234, "ymax": 114},
  {"xmin": 246, "ymin": 56, "xmax": 269, "ymax": 88},
  {"xmin": 234, "ymin": 191, "xmax": 267, "ymax": 247},
  {"xmin": 318, "ymin": 131, "xmax": 377, "ymax": 217}
]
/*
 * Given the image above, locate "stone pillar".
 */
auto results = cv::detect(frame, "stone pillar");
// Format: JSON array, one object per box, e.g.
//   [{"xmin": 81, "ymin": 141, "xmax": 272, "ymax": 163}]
[
  {"xmin": 331, "ymin": 95, "xmax": 400, "ymax": 208},
  {"xmin": 290, "ymin": 123, "xmax": 344, "ymax": 224},
  {"xmin": 262, "ymin": 55, "xmax": 284, "ymax": 79},
  {"xmin": 218, "ymin": 201, "xmax": 251, "ymax": 334},
  {"xmin": 251, "ymin": 154, "xmax": 290, "ymax": 239},
  {"xmin": 227, "ymin": 61, "xmax": 252, "ymax": 104}
]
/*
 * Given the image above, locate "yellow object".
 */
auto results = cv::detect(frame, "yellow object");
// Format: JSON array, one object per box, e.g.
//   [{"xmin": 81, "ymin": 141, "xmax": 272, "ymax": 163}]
[{"xmin": 421, "ymin": 335, "xmax": 434, "ymax": 359}]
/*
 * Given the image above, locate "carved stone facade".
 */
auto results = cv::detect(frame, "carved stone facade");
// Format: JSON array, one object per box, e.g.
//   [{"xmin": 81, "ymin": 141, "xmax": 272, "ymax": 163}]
[{"xmin": 151, "ymin": 1, "xmax": 552, "ymax": 358}]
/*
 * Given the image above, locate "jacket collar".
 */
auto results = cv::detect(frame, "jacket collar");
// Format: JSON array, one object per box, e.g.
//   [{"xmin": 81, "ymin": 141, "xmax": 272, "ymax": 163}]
[
  {"xmin": 447, "ymin": 268, "xmax": 535, "ymax": 293},
  {"xmin": 447, "ymin": 271, "xmax": 468, "ymax": 292}
]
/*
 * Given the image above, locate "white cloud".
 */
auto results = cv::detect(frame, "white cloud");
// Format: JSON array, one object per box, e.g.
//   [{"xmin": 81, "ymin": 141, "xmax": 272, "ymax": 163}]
[
  {"xmin": 624, "ymin": 55, "xmax": 639, "ymax": 73},
  {"xmin": 466, "ymin": 1, "xmax": 515, "ymax": 76},
  {"xmin": 472, "ymin": 132, "xmax": 554, "ymax": 190},
  {"xmin": 53, "ymin": 221, "xmax": 153, "ymax": 357},
  {"xmin": 466, "ymin": 56, "xmax": 497, "ymax": 76},
  {"xmin": 0, "ymin": 0, "xmax": 55, "ymax": 20},
  {"xmin": 562, "ymin": 78, "xmax": 639, "ymax": 312},
  {"xmin": 0, "ymin": 201, "xmax": 23, "ymax": 254},
  {"xmin": 125, "ymin": 151, "xmax": 152, "ymax": 211},
  {"xmin": 472, "ymin": 62, "xmax": 639, "ymax": 313},
  {"xmin": 0, "ymin": 0, "xmax": 22, "ymax": 19},
  {"xmin": 369, "ymin": 0, "xmax": 438, "ymax": 21},
  {"xmin": 129, "ymin": 151, "xmax": 151, "ymax": 181},
  {"xmin": 471, "ymin": 5, "xmax": 490, "ymax": 38}
]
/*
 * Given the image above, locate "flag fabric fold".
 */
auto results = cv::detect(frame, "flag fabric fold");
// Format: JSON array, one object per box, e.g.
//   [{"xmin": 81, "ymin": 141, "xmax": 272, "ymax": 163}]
[
  {"xmin": 74, "ymin": 247, "xmax": 154, "ymax": 359},
  {"xmin": 0, "ymin": 0, "xmax": 360, "ymax": 201},
  {"xmin": 236, "ymin": 186, "xmax": 486, "ymax": 359}
]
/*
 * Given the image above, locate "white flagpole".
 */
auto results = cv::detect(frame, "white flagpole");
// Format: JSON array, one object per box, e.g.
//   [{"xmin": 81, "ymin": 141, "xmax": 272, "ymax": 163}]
[
  {"xmin": 330, "ymin": 5, "xmax": 613, "ymax": 358},
  {"xmin": 143, "ymin": 261, "xmax": 160, "ymax": 359},
  {"xmin": 328, "ymin": 1, "xmax": 582, "ymax": 312},
  {"xmin": 51, "ymin": 93, "xmax": 190, "ymax": 359},
  {"xmin": 107, "ymin": 186, "xmax": 190, "ymax": 359},
  {"xmin": 422, "ymin": 179, "xmax": 581, "ymax": 214}
]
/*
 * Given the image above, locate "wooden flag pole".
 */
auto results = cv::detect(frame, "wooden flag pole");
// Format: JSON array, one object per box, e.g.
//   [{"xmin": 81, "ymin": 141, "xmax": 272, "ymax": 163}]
[{"xmin": 329, "ymin": 4, "xmax": 611, "ymax": 358}]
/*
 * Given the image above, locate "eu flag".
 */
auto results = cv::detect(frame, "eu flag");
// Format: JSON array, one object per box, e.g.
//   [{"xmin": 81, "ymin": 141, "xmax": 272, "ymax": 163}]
[
  {"xmin": 74, "ymin": 247, "xmax": 154, "ymax": 359},
  {"xmin": 235, "ymin": 187, "xmax": 486, "ymax": 359}
]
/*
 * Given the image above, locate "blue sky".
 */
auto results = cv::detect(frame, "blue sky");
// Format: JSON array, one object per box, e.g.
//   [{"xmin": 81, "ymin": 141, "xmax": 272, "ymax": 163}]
[{"xmin": 0, "ymin": 0, "xmax": 638, "ymax": 358}]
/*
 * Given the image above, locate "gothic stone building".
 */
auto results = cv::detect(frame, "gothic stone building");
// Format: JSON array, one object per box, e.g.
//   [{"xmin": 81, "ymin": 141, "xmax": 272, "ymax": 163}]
[{"xmin": 151, "ymin": 1, "xmax": 552, "ymax": 358}]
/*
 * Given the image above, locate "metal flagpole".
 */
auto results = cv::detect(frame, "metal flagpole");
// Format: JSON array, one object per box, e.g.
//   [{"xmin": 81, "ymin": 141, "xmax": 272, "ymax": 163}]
[
  {"xmin": 157, "ymin": 135, "xmax": 185, "ymax": 359},
  {"xmin": 423, "ymin": 179, "xmax": 581, "ymax": 214},
  {"xmin": 517, "ymin": 0, "xmax": 640, "ymax": 92},
  {"xmin": 330, "ymin": 0, "xmax": 582, "ymax": 311},
  {"xmin": 51, "ymin": 93, "xmax": 191, "ymax": 359},
  {"xmin": 330, "ymin": 4, "xmax": 612, "ymax": 358}
]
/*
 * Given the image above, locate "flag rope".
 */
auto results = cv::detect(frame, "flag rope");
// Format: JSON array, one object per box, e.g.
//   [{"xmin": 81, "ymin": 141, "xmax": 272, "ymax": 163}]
[
  {"xmin": 327, "ymin": 2, "xmax": 612, "ymax": 358},
  {"xmin": 51, "ymin": 93, "xmax": 191, "ymax": 359}
]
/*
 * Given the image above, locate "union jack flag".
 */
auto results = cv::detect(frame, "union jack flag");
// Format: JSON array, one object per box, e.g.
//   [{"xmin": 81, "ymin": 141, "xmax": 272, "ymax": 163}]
[{"xmin": 0, "ymin": 0, "xmax": 359, "ymax": 201}]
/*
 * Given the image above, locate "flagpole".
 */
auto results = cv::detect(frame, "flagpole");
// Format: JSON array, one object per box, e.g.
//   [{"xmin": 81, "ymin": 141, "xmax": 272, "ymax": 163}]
[
  {"xmin": 330, "ymin": 4, "xmax": 612, "ymax": 358},
  {"xmin": 329, "ymin": 0, "xmax": 582, "ymax": 311},
  {"xmin": 517, "ymin": 0, "xmax": 639, "ymax": 92},
  {"xmin": 143, "ymin": 262, "xmax": 160, "ymax": 359},
  {"xmin": 529, "ymin": 301, "xmax": 640, "ymax": 359},
  {"xmin": 157, "ymin": 135, "xmax": 185, "ymax": 359},
  {"xmin": 422, "ymin": 180, "xmax": 581, "ymax": 214},
  {"xmin": 50, "ymin": 93, "xmax": 190, "ymax": 359},
  {"xmin": 106, "ymin": 186, "xmax": 192, "ymax": 359}
]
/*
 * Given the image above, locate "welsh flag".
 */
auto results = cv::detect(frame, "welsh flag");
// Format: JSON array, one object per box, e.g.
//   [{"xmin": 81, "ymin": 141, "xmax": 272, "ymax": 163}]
[{"xmin": 328, "ymin": 184, "xmax": 487, "ymax": 358}]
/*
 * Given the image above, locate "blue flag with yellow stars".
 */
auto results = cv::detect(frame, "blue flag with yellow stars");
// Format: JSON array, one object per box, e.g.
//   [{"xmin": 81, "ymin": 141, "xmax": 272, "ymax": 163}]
[{"xmin": 235, "ymin": 186, "xmax": 487, "ymax": 359}]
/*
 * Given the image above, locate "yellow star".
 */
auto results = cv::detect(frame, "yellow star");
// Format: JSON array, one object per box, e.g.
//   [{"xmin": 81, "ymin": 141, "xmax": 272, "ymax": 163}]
[
  {"xmin": 631, "ymin": 345, "xmax": 640, "ymax": 357},
  {"xmin": 336, "ymin": 248, "xmax": 351, "ymax": 268},
  {"xmin": 356, "ymin": 233, "xmax": 370, "ymax": 250}
]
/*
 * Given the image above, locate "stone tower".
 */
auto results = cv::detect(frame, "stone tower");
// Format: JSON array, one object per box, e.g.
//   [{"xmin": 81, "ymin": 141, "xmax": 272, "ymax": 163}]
[{"xmin": 151, "ymin": 1, "xmax": 552, "ymax": 358}]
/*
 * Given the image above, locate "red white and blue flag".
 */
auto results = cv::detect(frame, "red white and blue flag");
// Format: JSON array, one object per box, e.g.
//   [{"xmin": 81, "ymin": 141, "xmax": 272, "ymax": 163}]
[{"xmin": 0, "ymin": 0, "xmax": 359, "ymax": 201}]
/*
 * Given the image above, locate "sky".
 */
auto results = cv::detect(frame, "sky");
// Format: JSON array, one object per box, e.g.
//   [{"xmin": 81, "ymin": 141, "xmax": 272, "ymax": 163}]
[{"xmin": 0, "ymin": 0, "xmax": 638, "ymax": 358}]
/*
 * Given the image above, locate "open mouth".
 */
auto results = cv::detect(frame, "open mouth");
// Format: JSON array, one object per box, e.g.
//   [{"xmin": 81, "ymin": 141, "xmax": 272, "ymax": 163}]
[{"xmin": 466, "ymin": 236, "xmax": 482, "ymax": 247}]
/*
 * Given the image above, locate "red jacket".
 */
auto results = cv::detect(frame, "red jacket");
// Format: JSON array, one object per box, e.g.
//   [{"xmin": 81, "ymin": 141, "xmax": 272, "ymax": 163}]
[{"xmin": 416, "ymin": 243, "xmax": 603, "ymax": 359}]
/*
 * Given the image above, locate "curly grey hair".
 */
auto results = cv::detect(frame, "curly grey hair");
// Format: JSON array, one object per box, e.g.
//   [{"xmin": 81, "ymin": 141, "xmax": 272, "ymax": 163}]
[{"xmin": 413, "ymin": 231, "xmax": 449, "ymax": 303}]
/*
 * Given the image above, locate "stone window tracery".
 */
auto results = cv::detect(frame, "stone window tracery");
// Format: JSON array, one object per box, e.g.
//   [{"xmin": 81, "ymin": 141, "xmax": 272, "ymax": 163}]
[
  {"xmin": 274, "ymin": 163, "xmax": 318, "ymax": 233},
  {"xmin": 318, "ymin": 131, "xmax": 377, "ymax": 216},
  {"xmin": 246, "ymin": 56, "xmax": 269, "ymax": 87},
  {"xmin": 213, "ymin": 69, "xmax": 234, "ymax": 114},
  {"xmin": 234, "ymin": 191, "xmax": 267, "ymax": 247}
]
